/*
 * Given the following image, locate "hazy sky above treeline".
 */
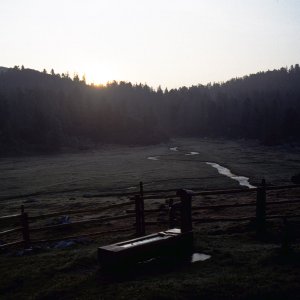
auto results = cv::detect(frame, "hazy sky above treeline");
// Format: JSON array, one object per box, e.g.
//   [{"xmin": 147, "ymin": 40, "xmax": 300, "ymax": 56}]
[{"xmin": 1, "ymin": 0, "xmax": 300, "ymax": 88}]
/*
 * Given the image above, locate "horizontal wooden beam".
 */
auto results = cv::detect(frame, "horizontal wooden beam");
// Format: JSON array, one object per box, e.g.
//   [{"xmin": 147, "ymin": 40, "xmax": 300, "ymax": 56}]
[
  {"xmin": 0, "ymin": 214, "xmax": 21, "ymax": 221},
  {"xmin": 193, "ymin": 216, "xmax": 255, "ymax": 223},
  {"xmin": 30, "ymin": 227, "xmax": 134, "ymax": 244},
  {"xmin": 266, "ymin": 199, "xmax": 300, "ymax": 206},
  {"xmin": 30, "ymin": 213, "xmax": 136, "ymax": 232},
  {"xmin": 266, "ymin": 214, "xmax": 300, "ymax": 220},
  {"xmin": 266, "ymin": 184, "xmax": 300, "ymax": 191},
  {"xmin": 29, "ymin": 201, "xmax": 135, "ymax": 221},
  {"xmin": 0, "ymin": 240, "xmax": 24, "ymax": 249},
  {"xmin": 127, "ymin": 198, "xmax": 300, "ymax": 215},
  {"xmin": 0, "ymin": 227, "xmax": 22, "ymax": 237},
  {"xmin": 193, "ymin": 214, "xmax": 300, "ymax": 223}
]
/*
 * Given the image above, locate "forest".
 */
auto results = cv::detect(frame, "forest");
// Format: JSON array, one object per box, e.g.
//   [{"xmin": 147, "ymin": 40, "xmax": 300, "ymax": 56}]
[{"xmin": 0, "ymin": 64, "xmax": 299, "ymax": 154}]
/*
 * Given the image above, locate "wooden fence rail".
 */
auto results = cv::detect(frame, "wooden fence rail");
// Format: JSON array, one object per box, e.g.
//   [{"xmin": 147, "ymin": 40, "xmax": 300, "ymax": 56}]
[
  {"xmin": 0, "ymin": 181, "xmax": 299, "ymax": 249},
  {"xmin": 29, "ymin": 213, "xmax": 136, "ymax": 233},
  {"xmin": 30, "ymin": 227, "xmax": 134, "ymax": 244},
  {"xmin": 0, "ymin": 214, "xmax": 21, "ymax": 221},
  {"xmin": 126, "ymin": 198, "xmax": 300, "ymax": 214},
  {"xmin": 0, "ymin": 227, "xmax": 22, "ymax": 237},
  {"xmin": 29, "ymin": 200, "xmax": 135, "ymax": 221}
]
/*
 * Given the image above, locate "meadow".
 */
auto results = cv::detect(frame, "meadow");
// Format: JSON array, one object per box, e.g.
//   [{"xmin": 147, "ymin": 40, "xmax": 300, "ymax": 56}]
[{"xmin": 1, "ymin": 138, "xmax": 299, "ymax": 201}]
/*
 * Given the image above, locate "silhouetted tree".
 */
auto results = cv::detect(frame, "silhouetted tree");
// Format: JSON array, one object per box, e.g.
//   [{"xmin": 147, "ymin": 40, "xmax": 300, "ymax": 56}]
[{"xmin": 0, "ymin": 64, "xmax": 300, "ymax": 155}]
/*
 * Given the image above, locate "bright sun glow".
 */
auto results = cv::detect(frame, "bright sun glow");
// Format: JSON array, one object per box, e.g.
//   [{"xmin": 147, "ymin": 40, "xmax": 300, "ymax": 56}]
[{"xmin": 82, "ymin": 64, "xmax": 118, "ymax": 86}]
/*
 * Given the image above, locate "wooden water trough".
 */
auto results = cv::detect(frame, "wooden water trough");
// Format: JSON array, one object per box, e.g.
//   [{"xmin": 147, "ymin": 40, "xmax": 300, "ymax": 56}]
[{"xmin": 98, "ymin": 189, "xmax": 194, "ymax": 270}]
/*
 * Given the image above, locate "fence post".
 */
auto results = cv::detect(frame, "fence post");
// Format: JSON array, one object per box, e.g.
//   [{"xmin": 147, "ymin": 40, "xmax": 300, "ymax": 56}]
[
  {"xmin": 168, "ymin": 198, "xmax": 176, "ymax": 229},
  {"xmin": 134, "ymin": 194, "xmax": 145, "ymax": 237},
  {"xmin": 139, "ymin": 181, "xmax": 145, "ymax": 235},
  {"xmin": 281, "ymin": 217, "xmax": 291, "ymax": 253},
  {"xmin": 256, "ymin": 179, "xmax": 266, "ymax": 236},
  {"xmin": 176, "ymin": 189, "xmax": 193, "ymax": 233},
  {"xmin": 20, "ymin": 205, "xmax": 30, "ymax": 249}
]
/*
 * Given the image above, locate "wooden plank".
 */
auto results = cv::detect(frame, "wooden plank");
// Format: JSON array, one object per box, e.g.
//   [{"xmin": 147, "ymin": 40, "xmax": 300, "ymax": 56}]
[
  {"xmin": 130, "ymin": 184, "xmax": 300, "ymax": 200},
  {"xmin": 0, "ymin": 227, "xmax": 22, "ymax": 237},
  {"xmin": 192, "ymin": 202, "xmax": 256, "ymax": 210},
  {"xmin": 142, "ymin": 194, "xmax": 176, "ymax": 200},
  {"xmin": 0, "ymin": 240, "xmax": 24, "ymax": 249},
  {"xmin": 144, "ymin": 221, "xmax": 169, "ymax": 225},
  {"xmin": 142, "ymin": 188, "xmax": 255, "ymax": 200},
  {"xmin": 193, "ymin": 216, "xmax": 255, "ymax": 223},
  {"xmin": 30, "ymin": 213, "xmax": 136, "ymax": 232},
  {"xmin": 126, "ymin": 208, "xmax": 168, "ymax": 214},
  {"xmin": 266, "ymin": 199, "xmax": 300, "ymax": 206},
  {"xmin": 30, "ymin": 227, "xmax": 134, "ymax": 244},
  {"xmin": 127, "ymin": 199, "xmax": 300, "ymax": 215},
  {"xmin": 194, "ymin": 199, "xmax": 300, "ymax": 211},
  {"xmin": 266, "ymin": 214, "xmax": 300, "ymax": 220},
  {"xmin": 193, "ymin": 214, "xmax": 300, "ymax": 223},
  {"xmin": 266, "ymin": 184, "xmax": 300, "ymax": 191},
  {"xmin": 193, "ymin": 188, "xmax": 257, "ymax": 197},
  {"xmin": 145, "ymin": 217, "xmax": 254, "ymax": 225},
  {"xmin": 0, "ymin": 214, "xmax": 21, "ymax": 221},
  {"xmin": 29, "ymin": 200, "xmax": 135, "ymax": 221}
]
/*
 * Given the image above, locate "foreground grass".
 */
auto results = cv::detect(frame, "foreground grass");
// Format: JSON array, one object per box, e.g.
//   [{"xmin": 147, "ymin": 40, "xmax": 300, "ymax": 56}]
[{"xmin": 1, "ymin": 223, "xmax": 299, "ymax": 300}]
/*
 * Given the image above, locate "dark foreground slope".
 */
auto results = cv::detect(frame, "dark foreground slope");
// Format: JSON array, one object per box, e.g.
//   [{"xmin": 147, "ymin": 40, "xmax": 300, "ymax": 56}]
[
  {"xmin": 1, "ymin": 178, "xmax": 300, "ymax": 300},
  {"xmin": 1, "ymin": 216, "xmax": 299, "ymax": 300},
  {"xmin": 0, "ymin": 65, "xmax": 300, "ymax": 154}
]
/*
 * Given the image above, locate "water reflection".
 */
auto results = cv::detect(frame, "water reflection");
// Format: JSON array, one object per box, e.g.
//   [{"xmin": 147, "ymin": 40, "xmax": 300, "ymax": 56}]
[
  {"xmin": 147, "ymin": 156, "xmax": 159, "ymax": 160},
  {"xmin": 206, "ymin": 162, "xmax": 255, "ymax": 189},
  {"xmin": 185, "ymin": 152, "xmax": 200, "ymax": 156},
  {"xmin": 191, "ymin": 253, "xmax": 211, "ymax": 263}
]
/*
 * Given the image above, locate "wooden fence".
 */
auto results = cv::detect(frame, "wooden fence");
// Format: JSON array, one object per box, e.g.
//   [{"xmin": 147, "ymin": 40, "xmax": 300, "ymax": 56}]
[{"xmin": 0, "ymin": 180, "xmax": 300, "ymax": 249}]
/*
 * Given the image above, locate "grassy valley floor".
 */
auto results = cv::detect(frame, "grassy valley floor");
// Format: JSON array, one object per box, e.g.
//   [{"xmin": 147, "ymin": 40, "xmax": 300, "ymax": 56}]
[{"xmin": 1, "ymin": 138, "xmax": 300, "ymax": 299}]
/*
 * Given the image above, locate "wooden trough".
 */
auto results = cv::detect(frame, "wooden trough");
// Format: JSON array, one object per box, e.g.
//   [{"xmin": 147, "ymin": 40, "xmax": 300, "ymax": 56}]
[
  {"xmin": 98, "ymin": 189, "xmax": 194, "ymax": 271},
  {"xmin": 98, "ymin": 228, "xmax": 193, "ymax": 270}
]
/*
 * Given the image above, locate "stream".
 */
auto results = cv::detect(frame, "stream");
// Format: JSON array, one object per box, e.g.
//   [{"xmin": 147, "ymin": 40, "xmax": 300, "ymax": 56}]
[
  {"xmin": 206, "ymin": 162, "xmax": 255, "ymax": 189},
  {"xmin": 147, "ymin": 146, "xmax": 255, "ymax": 189}
]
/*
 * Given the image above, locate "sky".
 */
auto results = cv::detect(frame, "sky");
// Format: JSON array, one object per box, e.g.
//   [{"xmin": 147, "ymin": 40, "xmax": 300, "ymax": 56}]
[{"xmin": 1, "ymin": 0, "xmax": 300, "ymax": 88}]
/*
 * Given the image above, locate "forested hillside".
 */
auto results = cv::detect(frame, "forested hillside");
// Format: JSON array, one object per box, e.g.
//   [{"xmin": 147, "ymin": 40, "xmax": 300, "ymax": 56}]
[{"xmin": 0, "ymin": 65, "xmax": 299, "ymax": 154}]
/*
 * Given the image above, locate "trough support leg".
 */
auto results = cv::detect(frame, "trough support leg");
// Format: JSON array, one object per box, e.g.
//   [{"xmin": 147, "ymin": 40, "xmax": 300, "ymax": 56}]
[
  {"xmin": 21, "ymin": 205, "xmax": 30, "ymax": 249},
  {"xmin": 256, "ymin": 179, "xmax": 266, "ymax": 237}
]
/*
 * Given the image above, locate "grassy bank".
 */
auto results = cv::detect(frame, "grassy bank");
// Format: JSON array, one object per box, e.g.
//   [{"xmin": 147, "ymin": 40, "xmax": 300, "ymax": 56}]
[{"xmin": 1, "ymin": 218, "xmax": 299, "ymax": 300}]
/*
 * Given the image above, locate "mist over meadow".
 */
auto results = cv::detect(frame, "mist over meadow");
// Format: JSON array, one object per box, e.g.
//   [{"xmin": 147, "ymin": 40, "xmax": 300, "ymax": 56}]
[{"xmin": 0, "ymin": 64, "xmax": 300, "ymax": 155}]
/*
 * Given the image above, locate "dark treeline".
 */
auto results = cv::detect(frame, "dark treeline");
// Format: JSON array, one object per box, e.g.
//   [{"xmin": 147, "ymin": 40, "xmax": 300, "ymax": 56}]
[{"xmin": 0, "ymin": 65, "xmax": 299, "ymax": 154}]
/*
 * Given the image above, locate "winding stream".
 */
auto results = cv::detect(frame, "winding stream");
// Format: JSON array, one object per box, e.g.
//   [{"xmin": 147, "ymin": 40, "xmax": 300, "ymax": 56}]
[
  {"xmin": 206, "ymin": 162, "xmax": 255, "ymax": 189},
  {"xmin": 146, "ymin": 146, "xmax": 255, "ymax": 189}
]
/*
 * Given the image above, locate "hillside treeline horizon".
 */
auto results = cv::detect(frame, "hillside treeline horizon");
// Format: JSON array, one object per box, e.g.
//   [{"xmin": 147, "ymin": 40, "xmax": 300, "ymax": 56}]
[{"xmin": 0, "ymin": 65, "xmax": 299, "ymax": 154}]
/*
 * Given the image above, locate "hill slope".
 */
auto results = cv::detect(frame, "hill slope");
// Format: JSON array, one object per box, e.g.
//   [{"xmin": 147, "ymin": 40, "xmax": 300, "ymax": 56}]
[{"xmin": 0, "ymin": 65, "xmax": 300, "ymax": 154}]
